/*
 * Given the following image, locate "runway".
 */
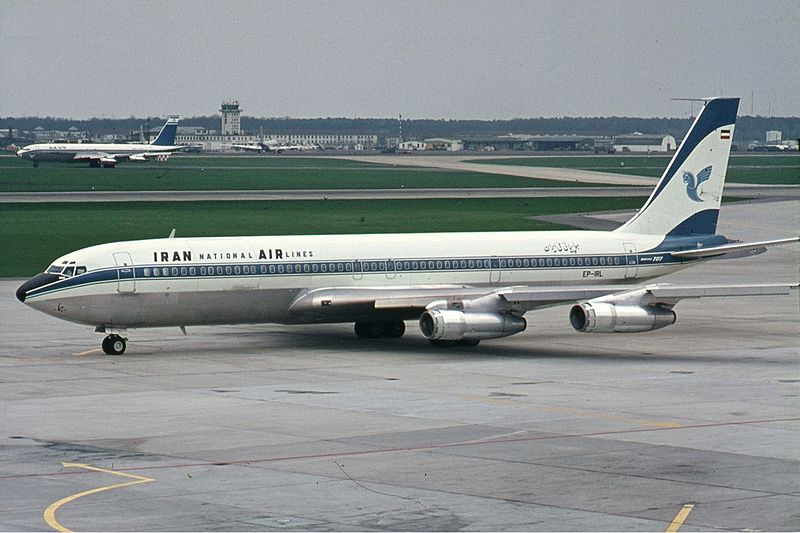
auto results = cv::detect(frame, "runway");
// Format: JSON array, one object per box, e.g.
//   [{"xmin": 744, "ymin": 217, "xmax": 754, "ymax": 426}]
[{"xmin": 1, "ymin": 200, "xmax": 797, "ymax": 531}]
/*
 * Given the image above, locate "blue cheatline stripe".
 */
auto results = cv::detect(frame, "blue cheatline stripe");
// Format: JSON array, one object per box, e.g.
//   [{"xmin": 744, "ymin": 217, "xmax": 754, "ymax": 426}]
[
  {"xmin": 26, "ymin": 251, "xmax": 690, "ymax": 299},
  {"xmin": 640, "ymin": 98, "xmax": 739, "ymax": 211}
]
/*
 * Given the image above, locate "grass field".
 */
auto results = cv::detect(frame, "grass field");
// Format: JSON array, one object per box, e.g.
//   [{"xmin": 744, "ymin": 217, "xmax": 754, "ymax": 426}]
[
  {"xmin": 1, "ymin": 197, "xmax": 645, "ymax": 277},
  {"xmin": 0, "ymin": 155, "xmax": 582, "ymax": 192},
  {"xmin": 474, "ymin": 154, "xmax": 800, "ymax": 184}
]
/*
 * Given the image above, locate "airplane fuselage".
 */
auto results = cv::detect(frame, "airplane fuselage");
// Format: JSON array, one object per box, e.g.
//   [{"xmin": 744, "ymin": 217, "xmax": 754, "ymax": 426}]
[{"xmin": 19, "ymin": 230, "xmax": 717, "ymax": 330}]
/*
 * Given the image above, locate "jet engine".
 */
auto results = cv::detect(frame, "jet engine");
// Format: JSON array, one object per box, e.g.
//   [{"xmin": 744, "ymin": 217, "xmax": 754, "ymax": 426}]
[
  {"xmin": 569, "ymin": 301, "xmax": 676, "ymax": 333},
  {"xmin": 419, "ymin": 309, "xmax": 526, "ymax": 341}
]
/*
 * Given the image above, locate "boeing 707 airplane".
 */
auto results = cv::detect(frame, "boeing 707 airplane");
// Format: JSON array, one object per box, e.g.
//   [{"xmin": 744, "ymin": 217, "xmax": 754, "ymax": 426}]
[
  {"xmin": 16, "ymin": 98, "xmax": 798, "ymax": 354},
  {"xmin": 16, "ymin": 115, "xmax": 181, "ymax": 168}
]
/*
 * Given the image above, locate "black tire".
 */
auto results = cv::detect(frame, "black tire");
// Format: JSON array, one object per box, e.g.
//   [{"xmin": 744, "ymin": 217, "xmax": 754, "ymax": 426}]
[
  {"xmin": 354, "ymin": 322, "xmax": 371, "ymax": 338},
  {"xmin": 102, "ymin": 334, "xmax": 126, "ymax": 355},
  {"xmin": 381, "ymin": 321, "xmax": 406, "ymax": 338},
  {"xmin": 33, "ymin": 162, "xmax": 39, "ymax": 168}
]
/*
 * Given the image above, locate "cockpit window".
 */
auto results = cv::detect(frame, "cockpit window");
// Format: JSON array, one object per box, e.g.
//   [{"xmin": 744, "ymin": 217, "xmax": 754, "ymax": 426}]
[{"xmin": 45, "ymin": 263, "xmax": 87, "ymax": 278}]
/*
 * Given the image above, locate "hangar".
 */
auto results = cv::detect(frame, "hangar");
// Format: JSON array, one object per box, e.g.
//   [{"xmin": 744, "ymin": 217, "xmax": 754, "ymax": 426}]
[
  {"xmin": 613, "ymin": 133, "xmax": 676, "ymax": 153},
  {"xmin": 461, "ymin": 134, "xmax": 597, "ymax": 151}
]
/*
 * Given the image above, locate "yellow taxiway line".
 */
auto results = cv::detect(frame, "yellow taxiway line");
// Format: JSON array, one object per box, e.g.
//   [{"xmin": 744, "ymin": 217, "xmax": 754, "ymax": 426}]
[
  {"xmin": 44, "ymin": 463, "xmax": 155, "ymax": 532},
  {"xmin": 665, "ymin": 503, "xmax": 695, "ymax": 532}
]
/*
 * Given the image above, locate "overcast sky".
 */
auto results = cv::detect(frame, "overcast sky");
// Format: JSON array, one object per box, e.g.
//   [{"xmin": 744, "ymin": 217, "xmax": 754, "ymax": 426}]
[{"xmin": 2, "ymin": 0, "xmax": 798, "ymax": 120}]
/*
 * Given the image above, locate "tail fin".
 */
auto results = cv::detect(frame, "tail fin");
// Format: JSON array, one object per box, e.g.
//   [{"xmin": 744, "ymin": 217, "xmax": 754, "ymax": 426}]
[
  {"xmin": 615, "ymin": 98, "xmax": 739, "ymax": 237},
  {"xmin": 151, "ymin": 115, "xmax": 179, "ymax": 146}
]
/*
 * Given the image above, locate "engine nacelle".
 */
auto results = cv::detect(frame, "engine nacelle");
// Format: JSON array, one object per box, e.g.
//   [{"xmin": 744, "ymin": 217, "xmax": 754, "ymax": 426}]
[
  {"xmin": 419, "ymin": 309, "xmax": 526, "ymax": 341},
  {"xmin": 569, "ymin": 302, "xmax": 676, "ymax": 333}
]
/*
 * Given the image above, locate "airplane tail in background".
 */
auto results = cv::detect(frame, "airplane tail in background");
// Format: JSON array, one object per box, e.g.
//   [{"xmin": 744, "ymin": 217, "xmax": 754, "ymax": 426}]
[
  {"xmin": 615, "ymin": 97, "xmax": 739, "ymax": 237},
  {"xmin": 151, "ymin": 115, "xmax": 180, "ymax": 146}
]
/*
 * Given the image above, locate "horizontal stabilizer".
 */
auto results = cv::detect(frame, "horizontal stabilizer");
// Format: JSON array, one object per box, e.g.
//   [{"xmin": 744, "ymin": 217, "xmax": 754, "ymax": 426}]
[{"xmin": 670, "ymin": 237, "xmax": 799, "ymax": 259}]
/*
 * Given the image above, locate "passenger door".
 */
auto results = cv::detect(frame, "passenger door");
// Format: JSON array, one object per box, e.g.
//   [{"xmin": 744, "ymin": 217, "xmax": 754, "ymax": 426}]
[{"xmin": 113, "ymin": 252, "xmax": 136, "ymax": 293}]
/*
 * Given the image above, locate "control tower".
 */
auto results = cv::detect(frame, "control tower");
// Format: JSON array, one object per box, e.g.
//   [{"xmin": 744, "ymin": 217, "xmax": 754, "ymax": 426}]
[{"xmin": 220, "ymin": 100, "xmax": 241, "ymax": 135}]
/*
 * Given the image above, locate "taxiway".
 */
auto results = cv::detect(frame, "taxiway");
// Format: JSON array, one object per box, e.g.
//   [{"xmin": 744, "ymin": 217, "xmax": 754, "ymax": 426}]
[{"xmin": 1, "ymin": 200, "xmax": 797, "ymax": 531}]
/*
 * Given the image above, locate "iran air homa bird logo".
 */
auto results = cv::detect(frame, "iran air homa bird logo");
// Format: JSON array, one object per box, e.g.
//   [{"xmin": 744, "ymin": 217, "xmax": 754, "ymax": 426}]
[{"xmin": 682, "ymin": 165, "xmax": 712, "ymax": 202}]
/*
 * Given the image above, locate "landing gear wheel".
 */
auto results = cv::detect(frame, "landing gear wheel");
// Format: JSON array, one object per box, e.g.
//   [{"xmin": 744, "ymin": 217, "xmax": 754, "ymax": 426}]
[
  {"xmin": 33, "ymin": 162, "xmax": 39, "ymax": 168},
  {"xmin": 381, "ymin": 321, "xmax": 406, "ymax": 338},
  {"xmin": 102, "ymin": 334, "xmax": 126, "ymax": 355},
  {"xmin": 354, "ymin": 321, "xmax": 372, "ymax": 338},
  {"xmin": 354, "ymin": 321, "xmax": 406, "ymax": 339}
]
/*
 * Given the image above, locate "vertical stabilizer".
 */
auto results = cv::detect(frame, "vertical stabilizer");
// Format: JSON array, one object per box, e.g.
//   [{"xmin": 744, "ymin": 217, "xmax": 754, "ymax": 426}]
[
  {"xmin": 615, "ymin": 98, "xmax": 739, "ymax": 237},
  {"xmin": 151, "ymin": 115, "xmax": 179, "ymax": 146}
]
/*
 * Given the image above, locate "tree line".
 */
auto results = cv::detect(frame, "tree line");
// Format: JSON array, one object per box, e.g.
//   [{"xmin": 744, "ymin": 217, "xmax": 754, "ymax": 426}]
[{"xmin": 3, "ymin": 114, "xmax": 798, "ymax": 143}]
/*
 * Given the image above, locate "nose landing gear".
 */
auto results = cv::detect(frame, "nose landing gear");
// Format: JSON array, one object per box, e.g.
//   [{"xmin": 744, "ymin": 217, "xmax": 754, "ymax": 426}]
[{"xmin": 102, "ymin": 334, "xmax": 127, "ymax": 355}]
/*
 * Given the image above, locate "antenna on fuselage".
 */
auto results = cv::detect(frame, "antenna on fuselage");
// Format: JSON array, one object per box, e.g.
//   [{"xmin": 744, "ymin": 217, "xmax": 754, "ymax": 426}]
[{"xmin": 168, "ymin": 228, "xmax": 176, "ymax": 239}]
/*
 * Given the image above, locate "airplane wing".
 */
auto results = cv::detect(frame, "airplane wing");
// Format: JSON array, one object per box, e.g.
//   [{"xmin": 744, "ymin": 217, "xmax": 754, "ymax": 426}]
[
  {"xmin": 122, "ymin": 152, "xmax": 172, "ymax": 162},
  {"xmin": 288, "ymin": 282, "xmax": 798, "ymax": 321},
  {"xmin": 72, "ymin": 152, "xmax": 111, "ymax": 162}
]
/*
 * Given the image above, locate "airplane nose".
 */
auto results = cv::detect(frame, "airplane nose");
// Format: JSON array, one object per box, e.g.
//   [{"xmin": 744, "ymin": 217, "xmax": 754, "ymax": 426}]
[{"xmin": 16, "ymin": 273, "xmax": 60, "ymax": 303}]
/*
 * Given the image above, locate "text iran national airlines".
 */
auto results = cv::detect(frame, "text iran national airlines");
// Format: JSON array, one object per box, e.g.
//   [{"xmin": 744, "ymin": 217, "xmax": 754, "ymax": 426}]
[{"xmin": 16, "ymin": 98, "xmax": 799, "ymax": 355}]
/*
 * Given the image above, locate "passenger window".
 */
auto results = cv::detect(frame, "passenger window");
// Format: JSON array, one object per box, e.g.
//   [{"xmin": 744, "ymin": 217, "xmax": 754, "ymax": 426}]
[
  {"xmin": 234, "ymin": 266, "xmax": 241, "ymax": 275},
  {"xmin": 181, "ymin": 267, "xmax": 188, "ymax": 276},
  {"xmin": 143, "ymin": 268, "xmax": 150, "ymax": 277},
  {"xmin": 171, "ymin": 267, "xmax": 178, "ymax": 276},
  {"xmin": 162, "ymin": 267, "xmax": 169, "ymax": 276},
  {"xmin": 189, "ymin": 267, "xmax": 196, "ymax": 275}
]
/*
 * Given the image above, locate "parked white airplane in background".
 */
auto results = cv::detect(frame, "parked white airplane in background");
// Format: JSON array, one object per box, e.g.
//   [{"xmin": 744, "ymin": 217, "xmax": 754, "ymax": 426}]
[
  {"xmin": 16, "ymin": 116, "xmax": 181, "ymax": 168},
  {"xmin": 231, "ymin": 140, "xmax": 319, "ymax": 153},
  {"xmin": 17, "ymin": 98, "xmax": 798, "ymax": 354},
  {"xmin": 231, "ymin": 139, "xmax": 281, "ymax": 152}
]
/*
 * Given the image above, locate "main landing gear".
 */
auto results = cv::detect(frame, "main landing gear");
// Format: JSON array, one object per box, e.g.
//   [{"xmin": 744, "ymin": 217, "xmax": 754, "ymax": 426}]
[
  {"xmin": 354, "ymin": 321, "xmax": 406, "ymax": 339},
  {"xmin": 101, "ymin": 334, "xmax": 127, "ymax": 355}
]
